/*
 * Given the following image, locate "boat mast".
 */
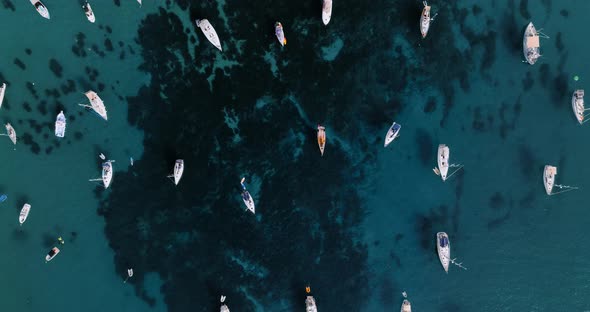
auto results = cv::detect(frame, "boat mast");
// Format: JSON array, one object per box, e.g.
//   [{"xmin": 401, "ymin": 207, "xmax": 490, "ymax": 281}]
[
  {"xmin": 450, "ymin": 258, "xmax": 468, "ymax": 270},
  {"xmin": 446, "ymin": 163, "xmax": 464, "ymax": 180},
  {"xmin": 550, "ymin": 184, "xmax": 579, "ymax": 195}
]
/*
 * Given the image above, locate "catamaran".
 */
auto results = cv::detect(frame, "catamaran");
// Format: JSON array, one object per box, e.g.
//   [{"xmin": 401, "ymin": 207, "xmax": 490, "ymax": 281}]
[
  {"xmin": 30, "ymin": 0, "xmax": 50, "ymax": 19},
  {"xmin": 90, "ymin": 160, "xmax": 114, "ymax": 188},
  {"xmin": 220, "ymin": 295, "xmax": 230, "ymax": 312},
  {"xmin": 79, "ymin": 91, "xmax": 107, "ymax": 121},
  {"xmin": 4, "ymin": 123, "xmax": 17, "ymax": 145},
  {"xmin": 543, "ymin": 165, "xmax": 578, "ymax": 195},
  {"xmin": 384, "ymin": 122, "xmax": 401, "ymax": 147},
  {"xmin": 240, "ymin": 177, "xmax": 255, "ymax": 214},
  {"xmin": 0, "ymin": 82, "xmax": 6, "ymax": 108},
  {"xmin": 433, "ymin": 144, "xmax": 463, "ymax": 181},
  {"xmin": 55, "ymin": 111, "xmax": 66, "ymax": 137},
  {"xmin": 322, "ymin": 0, "xmax": 332, "ymax": 25},
  {"xmin": 436, "ymin": 232, "xmax": 467, "ymax": 273},
  {"xmin": 317, "ymin": 125, "xmax": 326, "ymax": 156},
  {"xmin": 19, "ymin": 203, "xmax": 31, "ymax": 225},
  {"xmin": 572, "ymin": 90, "xmax": 589, "ymax": 124},
  {"xmin": 275, "ymin": 22, "xmax": 287, "ymax": 46},
  {"xmin": 45, "ymin": 247, "xmax": 60, "ymax": 262},
  {"xmin": 83, "ymin": 2, "xmax": 95, "ymax": 23},
  {"xmin": 420, "ymin": 1, "xmax": 436, "ymax": 38},
  {"xmin": 523, "ymin": 22, "xmax": 546, "ymax": 65},
  {"xmin": 400, "ymin": 292, "xmax": 411, "ymax": 312},
  {"xmin": 167, "ymin": 159, "xmax": 184, "ymax": 185},
  {"xmin": 196, "ymin": 19, "xmax": 222, "ymax": 51},
  {"xmin": 305, "ymin": 286, "xmax": 317, "ymax": 312}
]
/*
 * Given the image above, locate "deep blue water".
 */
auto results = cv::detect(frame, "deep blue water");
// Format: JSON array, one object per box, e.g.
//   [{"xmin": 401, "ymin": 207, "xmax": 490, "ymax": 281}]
[{"xmin": 1, "ymin": 0, "xmax": 590, "ymax": 311}]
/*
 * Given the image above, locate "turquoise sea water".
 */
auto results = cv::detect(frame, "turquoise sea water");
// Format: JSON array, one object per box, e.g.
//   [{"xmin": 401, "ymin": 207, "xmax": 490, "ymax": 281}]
[{"xmin": 1, "ymin": 0, "xmax": 590, "ymax": 311}]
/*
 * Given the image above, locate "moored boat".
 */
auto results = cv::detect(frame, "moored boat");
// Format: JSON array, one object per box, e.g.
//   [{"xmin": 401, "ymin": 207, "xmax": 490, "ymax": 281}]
[
  {"xmin": 19, "ymin": 203, "xmax": 31, "ymax": 225},
  {"xmin": 572, "ymin": 89, "xmax": 586, "ymax": 124},
  {"xmin": 420, "ymin": 1, "xmax": 431, "ymax": 38},
  {"xmin": 275, "ymin": 22, "xmax": 287, "ymax": 46},
  {"xmin": 168, "ymin": 159, "xmax": 184, "ymax": 185},
  {"xmin": 102, "ymin": 161, "xmax": 113, "ymax": 188},
  {"xmin": 196, "ymin": 19, "xmax": 222, "ymax": 51},
  {"xmin": 436, "ymin": 232, "xmax": 450, "ymax": 273},
  {"xmin": 437, "ymin": 144, "xmax": 449, "ymax": 181},
  {"xmin": 543, "ymin": 165, "xmax": 556, "ymax": 195},
  {"xmin": 55, "ymin": 111, "xmax": 66, "ymax": 138},
  {"xmin": 5, "ymin": 123, "xmax": 16, "ymax": 145},
  {"xmin": 384, "ymin": 122, "xmax": 401, "ymax": 147},
  {"xmin": 322, "ymin": 0, "xmax": 332, "ymax": 25},
  {"xmin": 137, "ymin": 0, "xmax": 142, "ymax": 6},
  {"xmin": 401, "ymin": 299, "xmax": 411, "ymax": 312},
  {"xmin": 79, "ymin": 91, "xmax": 108, "ymax": 121},
  {"xmin": 30, "ymin": 0, "xmax": 50, "ymax": 19},
  {"xmin": 305, "ymin": 286, "xmax": 317, "ymax": 312},
  {"xmin": 317, "ymin": 125, "xmax": 326, "ymax": 156},
  {"xmin": 83, "ymin": 2, "xmax": 96, "ymax": 23},
  {"xmin": 523, "ymin": 22, "xmax": 541, "ymax": 65},
  {"xmin": 0, "ymin": 82, "xmax": 6, "ymax": 108},
  {"xmin": 220, "ymin": 295, "xmax": 230, "ymax": 312},
  {"xmin": 45, "ymin": 247, "xmax": 60, "ymax": 262},
  {"xmin": 240, "ymin": 177, "xmax": 255, "ymax": 214}
]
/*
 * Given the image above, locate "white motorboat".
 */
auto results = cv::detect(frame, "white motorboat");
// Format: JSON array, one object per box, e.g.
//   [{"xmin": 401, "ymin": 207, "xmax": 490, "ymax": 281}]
[
  {"xmin": 83, "ymin": 2, "xmax": 95, "ymax": 23},
  {"xmin": 572, "ymin": 89, "xmax": 588, "ymax": 124},
  {"xmin": 240, "ymin": 177, "xmax": 255, "ymax": 214},
  {"xmin": 30, "ymin": 0, "xmax": 50, "ymax": 19},
  {"xmin": 275, "ymin": 22, "xmax": 287, "ymax": 46},
  {"xmin": 167, "ymin": 159, "xmax": 184, "ymax": 185},
  {"xmin": 322, "ymin": 0, "xmax": 332, "ymax": 25},
  {"xmin": 401, "ymin": 299, "xmax": 412, "ymax": 312},
  {"xmin": 137, "ymin": 0, "xmax": 142, "ymax": 6},
  {"xmin": 90, "ymin": 160, "xmax": 114, "ymax": 188},
  {"xmin": 5, "ymin": 123, "xmax": 16, "ymax": 145},
  {"xmin": 196, "ymin": 19, "xmax": 222, "ymax": 51},
  {"xmin": 305, "ymin": 286, "xmax": 317, "ymax": 312},
  {"xmin": 19, "ymin": 203, "xmax": 31, "ymax": 225},
  {"xmin": 543, "ymin": 165, "xmax": 556, "ymax": 195},
  {"xmin": 384, "ymin": 122, "xmax": 401, "ymax": 147},
  {"xmin": 0, "ymin": 83, "xmax": 6, "ymax": 108},
  {"xmin": 436, "ymin": 144, "xmax": 449, "ymax": 180},
  {"xmin": 523, "ymin": 22, "xmax": 541, "ymax": 65},
  {"xmin": 317, "ymin": 125, "xmax": 326, "ymax": 156},
  {"xmin": 55, "ymin": 111, "xmax": 66, "ymax": 138},
  {"xmin": 45, "ymin": 247, "xmax": 60, "ymax": 262},
  {"xmin": 79, "ymin": 90, "xmax": 108, "ymax": 121},
  {"xmin": 420, "ymin": 1, "xmax": 431, "ymax": 38},
  {"xmin": 220, "ymin": 295, "xmax": 230, "ymax": 312},
  {"xmin": 436, "ymin": 232, "xmax": 450, "ymax": 273}
]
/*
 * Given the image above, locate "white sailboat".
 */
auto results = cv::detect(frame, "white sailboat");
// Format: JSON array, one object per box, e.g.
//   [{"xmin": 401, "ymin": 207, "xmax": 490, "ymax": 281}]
[
  {"xmin": 3, "ymin": 123, "xmax": 17, "ymax": 145},
  {"xmin": 196, "ymin": 19, "xmax": 222, "ymax": 51},
  {"xmin": 420, "ymin": 1, "xmax": 431, "ymax": 38},
  {"xmin": 240, "ymin": 177, "xmax": 255, "ymax": 214},
  {"xmin": 543, "ymin": 165, "xmax": 578, "ymax": 195},
  {"xmin": 0, "ymin": 83, "xmax": 6, "ymax": 108},
  {"xmin": 83, "ymin": 2, "xmax": 96, "ymax": 23},
  {"xmin": 19, "ymin": 203, "xmax": 31, "ymax": 225},
  {"xmin": 400, "ymin": 292, "xmax": 411, "ymax": 312},
  {"xmin": 275, "ymin": 22, "xmax": 287, "ymax": 46},
  {"xmin": 384, "ymin": 122, "xmax": 401, "ymax": 147},
  {"xmin": 90, "ymin": 160, "xmax": 114, "ymax": 188},
  {"xmin": 317, "ymin": 125, "xmax": 326, "ymax": 156},
  {"xmin": 220, "ymin": 295, "xmax": 230, "ymax": 312},
  {"xmin": 433, "ymin": 144, "xmax": 463, "ymax": 181},
  {"xmin": 167, "ymin": 159, "xmax": 184, "ymax": 185},
  {"xmin": 305, "ymin": 286, "xmax": 317, "ymax": 312},
  {"xmin": 30, "ymin": 0, "xmax": 50, "ymax": 19},
  {"xmin": 322, "ymin": 0, "xmax": 332, "ymax": 25},
  {"xmin": 436, "ymin": 232, "xmax": 467, "ymax": 273},
  {"xmin": 45, "ymin": 247, "xmax": 60, "ymax": 262},
  {"xmin": 572, "ymin": 90, "xmax": 589, "ymax": 124},
  {"xmin": 79, "ymin": 91, "xmax": 108, "ymax": 121},
  {"xmin": 523, "ymin": 22, "xmax": 547, "ymax": 65},
  {"xmin": 55, "ymin": 111, "xmax": 66, "ymax": 138}
]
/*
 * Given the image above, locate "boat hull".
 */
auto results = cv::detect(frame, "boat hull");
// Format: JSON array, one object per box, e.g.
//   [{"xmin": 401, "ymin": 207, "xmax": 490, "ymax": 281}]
[
  {"xmin": 196, "ymin": 19, "xmax": 222, "ymax": 51},
  {"xmin": 45, "ymin": 247, "xmax": 60, "ymax": 261},
  {"xmin": 437, "ymin": 144, "xmax": 449, "ymax": 181},
  {"xmin": 6, "ymin": 123, "xmax": 16, "ymax": 145},
  {"xmin": 84, "ymin": 3, "xmax": 96, "ymax": 23},
  {"xmin": 173, "ymin": 159, "xmax": 184, "ymax": 185},
  {"xmin": 103, "ymin": 161, "xmax": 113, "ymax": 188},
  {"xmin": 322, "ymin": 0, "xmax": 332, "ymax": 25},
  {"xmin": 523, "ymin": 22, "xmax": 540, "ymax": 65},
  {"xmin": 436, "ymin": 232, "xmax": 450, "ymax": 273},
  {"xmin": 420, "ymin": 4, "xmax": 431, "ymax": 38},
  {"xmin": 572, "ymin": 90, "xmax": 585, "ymax": 124},
  {"xmin": 401, "ymin": 299, "xmax": 412, "ymax": 312},
  {"xmin": 275, "ymin": 22, "xmax": 287, "ymax": 46},
  {"xmin": 242, "ymin": 191, "xmax": 255, "ymax": 214},
  {"xmin": 30, "ymin": 0, "xmax": 50, "ymax": 19},
  {"xmin": 317, "ymin": 126, "xmax": 326, "ymax": 156},
  {"xmin": 544, "ymin": 165, "xmax": 556, "ymax": 195},
  {"xmin": 305, "ymin": 296, "xmax": 317, "ymax": 312},
  {"xmin": 19, "ymin": 203, "xmax": 31, "ymax": 225},
  {"xmin": 384, "ymin": 122, "xmax": 401, "ymax": 147},
  {"xmin": 55, "ymin": 111, "xmax": 66, "ymax": 137},
  {"xmin": 0, "ymin": 83, "xmax": 6, "ymax": 108},
  {"xmin": 84, "ymin": 91, "xmax": 108, "ymax": 120}
]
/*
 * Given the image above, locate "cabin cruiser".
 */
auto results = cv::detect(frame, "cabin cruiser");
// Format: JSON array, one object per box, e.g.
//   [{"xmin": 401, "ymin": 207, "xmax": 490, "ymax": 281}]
[
  {"xmin": 45, "ymin": 247, "xmax": 60, "ymax": 261},
  {"xmin": 19, "ymin": 203, "xmax": 31, "ymax": 225},
  {"xmin": 30, "ymin": 0, "xmax": 50, "ymax": 19},
  {"xmin": 55, "ymin": 111, "xmax": 66, "ymax": 137},
  {"xmin": 196, "ymin": 19, "xmax": 222, "ymax": 51},
  {"xmin": 83, "ymin": 2, "xmax": 95, "ymax": 23}
]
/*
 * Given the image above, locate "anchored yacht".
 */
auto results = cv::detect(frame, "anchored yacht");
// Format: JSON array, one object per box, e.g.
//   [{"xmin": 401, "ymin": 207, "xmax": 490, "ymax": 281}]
[
  {"xmin": 317, "ymin": 125, "xmax": 326, "ymax": 156},
  {"xmin": 19, "ymin": 204, "xmax": 31, "ymax": 225},
  {"xmin": 55, "ymin": 111, "xmax": 66, "ymax": 137},
  {"xmin": 322, "ymin": 0, "xmax": 332, "ymax": 25},
  {"xmin": 30, "ymin": 0, "xmax": 50, "ymax": 19},
  {"xmin": 572, "ymin": 90, "xmax": 587, "ymax": 124},
  {"xmin": 523, "ymin": 22, "xmax": 541, "ymax": 65},
  {"xmin": 196, "ymin": 19, "xmax": 222, "ymax": 51},
  {"xmin": 305, "ymin": 287, "xmax": 317, "ymax": 312},
  {"xmin": 168, "ymin": 159, "xmax": 184, "ymax": 185},
  {"xmin": 384, "ymin": 122, "xmax": 401, "ymax": 147}
]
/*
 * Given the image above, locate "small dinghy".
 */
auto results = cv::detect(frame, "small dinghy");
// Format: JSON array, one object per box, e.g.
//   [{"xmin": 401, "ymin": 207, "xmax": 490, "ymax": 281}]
[
  {"xmin": 55, "ymin": 111, "xmax": 66, "ymax": 138},
  {"xmin": 167, "ymin": 159, "xmax": 184, "ymax": 185},
  {"xmin": 317, "ymin": 125, "xmax": 326, "ymax": 156},
  {"xmin": 240, "ymin": 177, "xmax": 255, "ymax": 214},
  {"xmin": 436, "ymin": 232, "xmax": 467, "ymax": 273},
  {"xmin": 523, "ymin": 22, "xmax": 546, "ymax": 65},
  {"xmin": 90, "ymin": 160, "xmax": 114, "ymax": 188},
  {"xmin": 322, "ymin": 0, "xmax": 332, "ymax": 25},
  {"xmin": 0, "ymin": 82, "xmax": 6, "ymax": 109},
  {"xmin": 79, "ymin": 91, "xmax": 108, "ymax": 121},
  {"xmin": 19, "ymin": 203, "xmax": 31, "ymax": 225},
  {"xmin": 220, "ymin": 295, "xmax": 230, "ymax": 312},
  {"xmin": 4, "ymin": 123, "xmax": 17, "ymax": 145},
  {"xmin": 45, "ymin": 247, "xmax": 60, "ymax": 262},
  {"xmin": 434, "ymin": 144, "xmax": 463, "ymax": 181},
  {"xmin": 384, "ymin": 122, "xmax": 401, "ymax": 147},
  {"xmin": 400, "ymin": 292, "xmax": 411, "ymax": 312},
  {"xmin": 305, "ymin": 286, "xmax": 317, "ymax": 312},
  {"xmin": 420, "ymin": 1, "xmax": 435, "ymax": 38},
  {"xmin": 275, "ymin": 22, "xmax": 287, "ymax": 46},
  {"xmin": 124, "ymin": 268, "xmax": 133, "ymax": 283},
  {"xmin": 83, "ymin": 2, "xmax": 95, "ymax": 23},
  {"xmin": 572, "ymin": 90, "xmax": 589, "ymax": 124},
  {"xmin": 543, "ymin": 165, "xmax": 578, "ymax": 195},
  {"xmin": 196, "ymin": 19, "xmax": 222, "ymax": 51},
  {"xmin": 0, "ymin": 194, "xmax": 6, "ymax": 203},
  {"xmin": 30, "ymin": 0, "xmax": 50, "ymax": 19}
]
